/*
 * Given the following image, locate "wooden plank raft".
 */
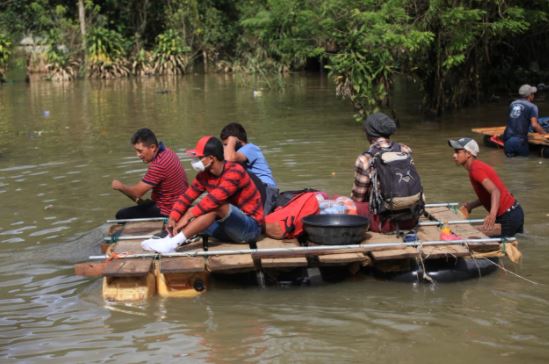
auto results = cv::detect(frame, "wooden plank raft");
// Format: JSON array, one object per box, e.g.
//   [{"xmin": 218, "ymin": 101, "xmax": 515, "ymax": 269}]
[
  {"xmin": 424, "ymin": 206, "xmax": 500, "ymax": 253},
  {"xmin": 472, "ymin": 126, "xmax": 549, "ymax": 146},
  {"xmin": 78, "ymin": 207, "xmax": 508, "ymax": 301}
]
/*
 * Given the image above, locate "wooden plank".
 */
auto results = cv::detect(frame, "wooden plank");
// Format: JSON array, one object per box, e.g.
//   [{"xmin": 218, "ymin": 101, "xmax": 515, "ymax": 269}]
[
  {"xmin": 106, "ymin": 221, "xmax": 164, "ymax": 242},
  {"xmin": 112, "ymin": 240, "xmax": 149, "ymax": 254},
  {"xmin": 472, "ymin": 126, "xmax": 505, "ymax": 136},
  {"xmin": 206, "ymin": 243, "xmax": 255, "ymax": 272},
  {"xmin": 370, "ymin": 248, "xmax": 418, "ymax": 260},
  {"xmin": 257, "ymin": 238, "xmax": 308, "ymax": 268},
  {"xmin": 318, "ymin": 253, "xmax": 370, "ymax": 265},
  {"xmin": 416, "ymin": 225, "xmax": 469, "ymax": 258},
  {"xmin": 121, "ymin": 221, "xmax": 165, "ymax": 235},
  {"xmin": 160, "ymin": 257, "xmax": 205, "ymax": 273},
  {"xmin": 103, "ymin": 259, "xmax": 153, "ymax": 277},
  {"xmin": 364, "ymin": 232, "xmax": 419, "ymax": 260},
  {"xmin": 74, "ymin": 261, "xmax": 107, "ymax": 277}
]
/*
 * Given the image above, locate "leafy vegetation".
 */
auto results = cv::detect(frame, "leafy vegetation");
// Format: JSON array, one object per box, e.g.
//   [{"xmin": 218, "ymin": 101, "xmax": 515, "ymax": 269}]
[
  {"xmin": 151, "ymin": 29, "xmax": 191, "ymax": 75},
  {"xmin": 0, "ymin": 0, "xmax": 547, "ymax": 116},
  {"xmin": 0, "ymin": 32, "xmax": 11, "ymax": 81},
  {"xmin": 87, "ymin": 26, "xmax": 130, "ymax": 79}
]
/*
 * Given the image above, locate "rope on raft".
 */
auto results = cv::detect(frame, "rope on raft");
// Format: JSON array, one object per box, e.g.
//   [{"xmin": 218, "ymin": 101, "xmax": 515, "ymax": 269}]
[
  {"xmin": 480, "ymin": 256, "xmax": 541, "ymax": 286},
  {"xmin": 109, "ymin": 228, "xmax": 123, "ymax": 243},
  {"xmin": 463, "ymin": 239, "xmax": 484, "ymax": 279},
  {"xmin": 414, "ymin": 241, "xmax": 435, "ymax": 284}
]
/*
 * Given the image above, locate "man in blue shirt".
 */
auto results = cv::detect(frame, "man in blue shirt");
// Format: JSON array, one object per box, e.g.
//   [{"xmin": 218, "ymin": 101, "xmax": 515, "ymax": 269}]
[
  {"xmin": 502, "ymin": 84, "xmax": 547, "ymax": 157},
  {"xmin": 221, "ymin": 122, "xmax": 279, "ymax": 213}
]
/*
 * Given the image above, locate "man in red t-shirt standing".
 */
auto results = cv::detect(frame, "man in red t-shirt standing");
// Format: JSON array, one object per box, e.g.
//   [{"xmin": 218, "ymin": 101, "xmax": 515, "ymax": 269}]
[
  {"xmin": 112, "ymin": 128, "xmax": 188, "ymax": 219},
  {"xmin": 448, "ymin": 137, "xmax": 524, "ymax": 237},
  {"xmin": 141, "ymin": 135, "xmax": 264, "ymax": 254}
]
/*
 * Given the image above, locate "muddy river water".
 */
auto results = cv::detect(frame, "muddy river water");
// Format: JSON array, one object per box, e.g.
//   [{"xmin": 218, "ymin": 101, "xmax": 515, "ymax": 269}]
[{"xmin": 1, "ymin": 75, "xmax": 548, "ymax": 363}]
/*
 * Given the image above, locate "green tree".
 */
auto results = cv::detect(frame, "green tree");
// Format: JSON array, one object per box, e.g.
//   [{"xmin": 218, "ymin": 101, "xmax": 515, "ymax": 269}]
[
  {"xmin": 238, "ymin": 0, "xmax": 325, "ymax": 73},
  {"xmin": 413, "ymin": 0, "xmax": 547, "ymax": 114},
  {"xmin": 324, "ymin": 0, "xmax": 432, "ymax": 119}
]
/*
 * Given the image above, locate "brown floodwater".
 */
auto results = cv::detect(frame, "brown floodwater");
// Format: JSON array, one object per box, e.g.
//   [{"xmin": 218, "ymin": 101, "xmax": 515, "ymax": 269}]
[{"xmin": 0, "ymin": 74, "xmax": 548, "ymax": 363}]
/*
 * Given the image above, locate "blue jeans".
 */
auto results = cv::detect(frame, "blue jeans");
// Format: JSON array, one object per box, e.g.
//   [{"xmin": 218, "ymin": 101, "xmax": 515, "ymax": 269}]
[
  {"xmin": 203, "ymin": 205, "xmax": 262, "ymax": 243},
  {"xmin": 504, "ymin": 136, "xmax": 529, "ymax": 157}
]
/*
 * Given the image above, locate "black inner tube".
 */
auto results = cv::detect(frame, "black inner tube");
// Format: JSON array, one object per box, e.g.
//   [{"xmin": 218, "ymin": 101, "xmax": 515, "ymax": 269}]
[{"xmin": 372, "ymin": 257, "xmax": 499, "ymax": 283}]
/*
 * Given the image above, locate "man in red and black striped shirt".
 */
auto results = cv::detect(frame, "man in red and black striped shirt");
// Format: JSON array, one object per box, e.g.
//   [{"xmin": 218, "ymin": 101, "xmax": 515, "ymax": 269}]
[
  {"xmin": 141, "ymin": 136, "xmax": 264, "ymax": 254},
  {"xmin": 112, "ymin": 128, "xmax": 188, "ymax": 219}
]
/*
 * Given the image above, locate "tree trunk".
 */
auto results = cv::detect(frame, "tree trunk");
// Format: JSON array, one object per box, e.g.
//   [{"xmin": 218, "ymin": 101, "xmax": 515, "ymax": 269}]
[
  {"xmin": 203, "ymin": 50, "xmax": 208, "ymax": 72},
  {"xmin": 77, "ymin": 0, "xmax": 87, "ymax": 75}
]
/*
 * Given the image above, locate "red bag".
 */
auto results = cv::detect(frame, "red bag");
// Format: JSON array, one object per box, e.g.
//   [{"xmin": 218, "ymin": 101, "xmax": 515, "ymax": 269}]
[{"xmin": 265, "ymin": 192, "xmax": 319, "ymax": 239}]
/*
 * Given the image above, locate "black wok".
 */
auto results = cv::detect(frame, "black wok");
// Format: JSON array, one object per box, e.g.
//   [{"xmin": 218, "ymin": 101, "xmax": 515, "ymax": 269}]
[{"xmin": 302, "ymin": 214, "xmax": 369, "ymax": 245}]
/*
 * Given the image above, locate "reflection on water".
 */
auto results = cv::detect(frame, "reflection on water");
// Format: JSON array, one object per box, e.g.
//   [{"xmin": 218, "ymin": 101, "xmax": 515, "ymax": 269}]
[{"xmin": 1, "ymin": 75, "xmax": 548, "ymax": 362}]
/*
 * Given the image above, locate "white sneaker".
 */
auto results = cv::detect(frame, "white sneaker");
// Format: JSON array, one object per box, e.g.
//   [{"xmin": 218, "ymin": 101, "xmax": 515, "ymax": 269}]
[{"xmin": 141, "ymin": 232, "xmax": 186, "ymax": 254}]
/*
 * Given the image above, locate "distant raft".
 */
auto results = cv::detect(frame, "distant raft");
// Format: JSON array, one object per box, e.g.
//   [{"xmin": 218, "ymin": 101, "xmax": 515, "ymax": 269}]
[{"xmin": 472, "ymin": 116, "xmax": 549, "ymax": 158}]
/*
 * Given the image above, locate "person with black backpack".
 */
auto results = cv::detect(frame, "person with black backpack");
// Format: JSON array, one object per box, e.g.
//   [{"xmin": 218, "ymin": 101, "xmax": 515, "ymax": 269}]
[{"xmin": 351, "ymin": 112, "xmax": 424, "ymax": 233}]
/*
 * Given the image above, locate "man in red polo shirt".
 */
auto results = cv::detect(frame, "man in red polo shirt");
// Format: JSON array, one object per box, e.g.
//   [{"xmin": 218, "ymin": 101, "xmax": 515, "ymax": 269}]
[
  {"xmin": 141, "ymin": 135, "xmax": 264, "ymax": 253},
  {"xmin": 112, "ymin": 128, "xmax": 188, "ymax": 219},
  {"xmin": 448, "ymin": 137, "xmax": 524, "ymax": 237}
]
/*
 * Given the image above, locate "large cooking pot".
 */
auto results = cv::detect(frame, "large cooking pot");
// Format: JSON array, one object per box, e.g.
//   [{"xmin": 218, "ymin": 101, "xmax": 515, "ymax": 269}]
[{"xmin": 302, "ymin": 214, "xmax": 369, "ymax": 245}]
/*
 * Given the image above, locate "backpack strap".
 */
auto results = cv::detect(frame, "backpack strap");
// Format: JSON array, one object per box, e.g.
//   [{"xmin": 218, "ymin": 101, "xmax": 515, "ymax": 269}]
[
  {"xmin": 363, "ymin": 141, "xmax": 401, "ymax": 158},
  {"xmin": 282, "ymin": 216, "xmax": 296, "ymax": 239}
]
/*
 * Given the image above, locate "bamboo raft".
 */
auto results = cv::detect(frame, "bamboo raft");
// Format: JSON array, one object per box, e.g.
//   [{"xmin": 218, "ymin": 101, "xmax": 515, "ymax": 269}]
[{"xmin": 74, "ymin": 206, "xmax": 518, "ymax": 301}]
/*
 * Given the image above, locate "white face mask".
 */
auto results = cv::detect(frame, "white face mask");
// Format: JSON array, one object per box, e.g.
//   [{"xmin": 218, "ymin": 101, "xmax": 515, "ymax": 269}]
[{"xmin": 191, "ymin": 158, "xmax": 209, "ymax": 172}]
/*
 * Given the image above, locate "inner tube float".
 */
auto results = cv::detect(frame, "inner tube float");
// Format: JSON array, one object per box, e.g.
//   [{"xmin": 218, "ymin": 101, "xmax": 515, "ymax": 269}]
[{"xmin": 374, "ymin": 257, "xmax": 499, "ymax": 283}]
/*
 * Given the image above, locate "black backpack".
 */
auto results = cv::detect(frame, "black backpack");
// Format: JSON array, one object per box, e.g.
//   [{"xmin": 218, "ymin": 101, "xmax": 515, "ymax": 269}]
[{"xmin": 366, "ymin": 143, "xmax": 424, "ymax": 220}]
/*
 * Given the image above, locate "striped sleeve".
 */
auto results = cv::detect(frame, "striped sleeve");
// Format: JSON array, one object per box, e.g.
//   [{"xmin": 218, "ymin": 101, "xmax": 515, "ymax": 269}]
[
  {"xmin": 351, "ymin": 153, "xmax": 373, "ymax": 202},
  {"xmin": 168, "ymin": 178, "xmax": 204, "ymax": 221},
  {"xmin": 190, "ymin": 165, "xmax": 244, "ymax": 217}
]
